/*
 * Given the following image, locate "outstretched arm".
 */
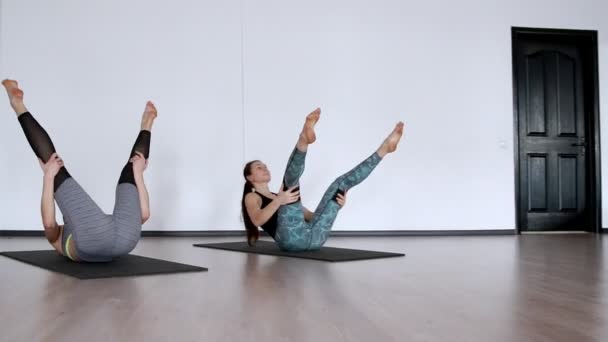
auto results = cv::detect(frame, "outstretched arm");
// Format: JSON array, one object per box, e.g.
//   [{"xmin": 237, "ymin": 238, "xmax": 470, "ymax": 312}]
[
  {"xmin": 38, "ymin": 154, "xmax": 63, "ymax": 242},
  {"xmin": 134, "ymin": 174, "xmax": 150, "ymax": 224},
  {"xmin": 302, "ymin": 192, "xmax": 347, "ymax": 222},
  {"xmin": 131, "ymin": 152, "xmax": 150, "ymax": 224},
  {"xmin": 303, "ymin": 207, "xmax": 314, "ymax": 222}
]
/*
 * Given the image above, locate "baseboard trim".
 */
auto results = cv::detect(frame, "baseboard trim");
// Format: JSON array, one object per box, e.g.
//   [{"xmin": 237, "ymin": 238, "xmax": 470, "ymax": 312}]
[
  {"xmin": 332, "ymin": 230, "xmax": 516, "ymax": 236},
  {"xmin": 144, "ymin": 230, "xmax": 517, "ymax": 237},
  {"xmin": 1, "ymin": 229, "xmax": 517, "ymax": 237},
  {"xmin": 0, "ymin": 230, "xmax": 45, "ymax": 237},
  {"xmin": 602, "ymin": 228, "xmax": 608, "ymax": 234},
  {"xmin": 141, "ymin": 230, "xmax": 251, "ymax": 237}
]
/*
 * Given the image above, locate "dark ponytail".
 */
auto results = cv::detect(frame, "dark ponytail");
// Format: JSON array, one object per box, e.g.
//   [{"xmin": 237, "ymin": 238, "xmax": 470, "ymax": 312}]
[{"xmin": 242, "ymin": 161, "xmax": 260, "ymax": 246}]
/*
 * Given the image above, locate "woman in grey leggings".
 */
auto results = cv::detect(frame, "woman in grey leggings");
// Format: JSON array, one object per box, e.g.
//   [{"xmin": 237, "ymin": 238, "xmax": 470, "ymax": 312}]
[
  {"xmin": 2, "ymin": 79, "xmax": 156, "ymax": 262},
  {"xmin": 242, "ymin": 108, "xmax": 404, "ymax": 251}
]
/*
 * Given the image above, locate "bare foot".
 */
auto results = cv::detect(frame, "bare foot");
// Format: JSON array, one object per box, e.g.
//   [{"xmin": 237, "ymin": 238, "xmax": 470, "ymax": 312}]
[
  {"xmin": 140, "ymin": 101, "xmax": 157, "ymax": 131},
  {"xmin": 2, "ymin": 79, "xmax": 27, "ymax": 114},
  {"xmin": 2, "ymin": 79, "xmax": 23, "ymax": 101},
  {"xmin": 300, "ymin": 108, "xmax": 321, "ymax": 145},
  {"xmin": 377, "ymin": 122, "xmax": 405, "ymax": 157}
]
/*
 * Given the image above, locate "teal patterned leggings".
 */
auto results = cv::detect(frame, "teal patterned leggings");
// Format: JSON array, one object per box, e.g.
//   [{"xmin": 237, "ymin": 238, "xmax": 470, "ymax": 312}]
[{"xmin": 274, "ymin": 148, "xmax": 382, "ymax": 251}]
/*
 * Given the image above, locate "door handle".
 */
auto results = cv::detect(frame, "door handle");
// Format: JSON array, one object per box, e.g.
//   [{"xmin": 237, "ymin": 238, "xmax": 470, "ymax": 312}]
[{"xmin": 571, "ymin": 143, "xmax": 587, "ymax": 147}]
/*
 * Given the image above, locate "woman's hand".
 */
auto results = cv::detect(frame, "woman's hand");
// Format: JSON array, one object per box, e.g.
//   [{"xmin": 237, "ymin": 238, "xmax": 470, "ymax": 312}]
[
  {"xmin": 131, "ymin": 151, "xmax": 148, "ymax": 174},
  {"xmin": 336, "ymin": 192, "xmax": 347, "ymax": 208},
  {"xmin": 38, "ymin": 153, "xmax": 64, "ymax": 178},
  {"xmin": 276, "ymin": 185, "xmax": 300, "ymax": 205}
]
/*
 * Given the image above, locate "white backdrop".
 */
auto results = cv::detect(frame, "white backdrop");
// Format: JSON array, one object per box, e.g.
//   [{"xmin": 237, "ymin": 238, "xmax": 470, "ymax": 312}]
[{"xmin": 1, "ymin": 0, "xmax": 606, "ymax": 231}]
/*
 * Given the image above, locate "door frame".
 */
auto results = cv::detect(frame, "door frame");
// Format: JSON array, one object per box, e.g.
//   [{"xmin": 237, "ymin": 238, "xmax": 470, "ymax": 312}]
[{"xmin": 511, "ymin": 27, "xmax": 602, "ymax": 234}]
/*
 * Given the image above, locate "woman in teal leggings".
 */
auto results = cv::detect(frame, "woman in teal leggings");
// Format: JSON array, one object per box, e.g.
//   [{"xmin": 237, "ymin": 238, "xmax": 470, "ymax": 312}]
[{"xmin": 242, "ymin": 108, "xmax": 404, "ymax": 251}]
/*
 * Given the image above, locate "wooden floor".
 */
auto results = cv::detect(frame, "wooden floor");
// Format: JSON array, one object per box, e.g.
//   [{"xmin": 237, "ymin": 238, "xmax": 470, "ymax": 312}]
[{"xmin": 0, "ymin": 234, "xmax": 607, "ymax": 342}]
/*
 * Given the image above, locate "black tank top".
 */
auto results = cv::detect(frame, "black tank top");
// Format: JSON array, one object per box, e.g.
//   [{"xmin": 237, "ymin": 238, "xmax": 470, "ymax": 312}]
[{"xmin": 256, "ymin": 192, "xmax": 278, "ymax": 238}]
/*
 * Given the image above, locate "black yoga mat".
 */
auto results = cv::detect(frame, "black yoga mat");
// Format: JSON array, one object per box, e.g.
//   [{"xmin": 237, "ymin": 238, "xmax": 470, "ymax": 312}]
[
  {"xmin": 0, "ymin": 250, "xmax": 207, "ymax": 279},
  {"xmin": 193, "ymin": 240, "xmax": 404, "ymax": 262}
]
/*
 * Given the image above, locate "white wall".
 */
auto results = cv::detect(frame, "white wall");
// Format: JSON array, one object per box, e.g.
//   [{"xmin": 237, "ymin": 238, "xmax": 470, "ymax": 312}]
[{"xmin": 0, "ymin": 0, "xmax": 606, "ymax": 231}]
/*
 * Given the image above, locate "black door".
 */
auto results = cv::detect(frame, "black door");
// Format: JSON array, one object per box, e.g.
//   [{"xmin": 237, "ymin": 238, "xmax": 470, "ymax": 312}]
[{"xmin": 512, "ymin": 28, "xmax": 600, "ymax": 232}]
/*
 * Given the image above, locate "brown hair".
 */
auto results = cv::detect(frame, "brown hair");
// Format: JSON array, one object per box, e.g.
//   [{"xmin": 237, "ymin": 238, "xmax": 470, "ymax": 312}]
[{"xmin": 242, "ymin": 160, "xmax": 260, "ymax": 246}]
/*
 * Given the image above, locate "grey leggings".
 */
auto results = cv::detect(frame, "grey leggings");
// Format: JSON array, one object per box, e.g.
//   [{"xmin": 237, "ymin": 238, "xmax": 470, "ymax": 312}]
[
  {"xmin": 18, "ymin": 111, "xmax": 148, "ymax": 262},
  {"xmin": 57, "ymin": 179, "xmax": 142, "ymax": 262}
]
